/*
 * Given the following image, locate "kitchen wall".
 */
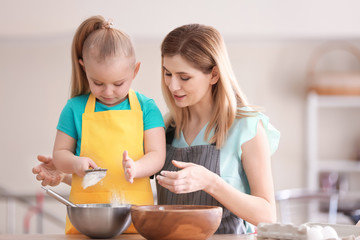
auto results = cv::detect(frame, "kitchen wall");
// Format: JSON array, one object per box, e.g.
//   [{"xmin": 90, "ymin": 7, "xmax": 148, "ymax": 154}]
[{"xmin": 1, "ymin": 0, "xmax": 360, "ymax": 233}]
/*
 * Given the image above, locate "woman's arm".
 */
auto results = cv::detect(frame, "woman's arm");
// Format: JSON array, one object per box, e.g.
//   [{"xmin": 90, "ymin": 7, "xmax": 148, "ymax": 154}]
[
  {"xmin": 157, "ymin": 122, "xmax": 276, "ymax": 226},
  {"xmin": 53, "ymin": 130, "xmax": 98, "ymax": 177},
  {"xmin": 123, "ymin": 127, "xmax": 166, "ymax": 183},
  {"xmin": 207, "ymin": 122, "xmax": 276, "ymax": 224}
]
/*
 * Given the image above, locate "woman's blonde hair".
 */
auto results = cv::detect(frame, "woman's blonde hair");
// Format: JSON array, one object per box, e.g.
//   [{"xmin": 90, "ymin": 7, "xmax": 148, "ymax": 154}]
[
  {"xmin": 70, "ymin": 15, "xmax": 135, "ymax": 98},
  {"xmin": 161, "ymin": 24, "xmax": 250, "ymax": 148}
]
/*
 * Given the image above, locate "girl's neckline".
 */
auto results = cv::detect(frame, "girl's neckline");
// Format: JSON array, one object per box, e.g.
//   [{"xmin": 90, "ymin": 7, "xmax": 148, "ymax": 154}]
[{"xmin": 95, "ymin": 98, "xmax": 127, "ymax": 109}]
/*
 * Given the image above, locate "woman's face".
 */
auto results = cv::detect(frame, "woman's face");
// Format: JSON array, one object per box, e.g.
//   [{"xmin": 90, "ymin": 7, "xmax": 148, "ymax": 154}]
[
  {"xmin": 82, "ymin": 56, "xmax": 139, "ymax": 107},
  {"xmin": 163, "ymin": 55, "xmax": 218, "ymax": 109}
]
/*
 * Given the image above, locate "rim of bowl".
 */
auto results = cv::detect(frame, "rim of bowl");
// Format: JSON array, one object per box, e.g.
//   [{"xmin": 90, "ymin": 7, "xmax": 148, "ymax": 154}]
[
  {"xmin": 74, "ymin": 203, "xmax": 132, "ymax": 208},
  {"xmin": 131, "ymin": 205, "xmax": 222, "ymax": 212}
]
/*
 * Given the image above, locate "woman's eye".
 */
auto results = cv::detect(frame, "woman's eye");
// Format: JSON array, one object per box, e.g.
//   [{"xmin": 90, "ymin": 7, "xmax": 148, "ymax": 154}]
[
  {"xmin": 180, "ymin": 76, "xmax": 190, "ymax": 81},
  {"xmin": 114, "ymin": 83, "xmax": 123, "ymax": 87},
  {"xmin": 165, "ymin": 71, "xmax": 172, "ymax": 77}
]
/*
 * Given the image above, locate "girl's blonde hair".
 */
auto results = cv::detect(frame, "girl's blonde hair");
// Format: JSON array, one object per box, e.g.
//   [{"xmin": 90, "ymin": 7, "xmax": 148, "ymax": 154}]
[
  {"xmin": 161, "ymin": 24, "xmax": 250, "ymax": 148},
  {"xmin": 70, "ymin": 15, "xmax": 135, "ymax": 98}
]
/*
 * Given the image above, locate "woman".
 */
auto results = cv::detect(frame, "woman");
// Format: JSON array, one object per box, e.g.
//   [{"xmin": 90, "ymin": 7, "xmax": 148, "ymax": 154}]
[{"xmin": 33, "ymin": 23, "xmax": 280, "ymax": 234}]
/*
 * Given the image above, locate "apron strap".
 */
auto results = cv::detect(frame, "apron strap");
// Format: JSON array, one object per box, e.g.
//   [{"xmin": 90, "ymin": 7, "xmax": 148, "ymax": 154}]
[
  {"xmin": 128, "ymin": 89, "xmax": 141, "ymax": 111},
  {"xmin": 166, "ymin": 126, "xmax": 176, "ymax": 144},
  {"xmin": 165, "ymin": 125, "xmax": 216, "ymax": 146},
  {"xmin": 84, "ymin": 94, "xmax": 96, "ymax": 114}
]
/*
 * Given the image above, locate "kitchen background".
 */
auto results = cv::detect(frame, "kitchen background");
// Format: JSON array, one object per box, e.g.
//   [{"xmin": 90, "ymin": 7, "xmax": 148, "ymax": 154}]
[{"xmin": 1, "ymin": 0, "xmax": 360, "ymax": 234}]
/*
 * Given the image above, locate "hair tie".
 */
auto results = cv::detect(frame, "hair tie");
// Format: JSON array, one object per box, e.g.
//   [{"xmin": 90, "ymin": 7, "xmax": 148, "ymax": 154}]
[{"xmin": 103, "ymin": 18, "xmax": 113, "ymax": 29}]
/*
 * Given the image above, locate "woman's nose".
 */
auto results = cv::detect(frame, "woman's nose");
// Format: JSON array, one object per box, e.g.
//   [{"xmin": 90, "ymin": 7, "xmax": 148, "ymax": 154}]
[{"xmin": 168, "ymin": 77, "xmax": 180, "ymax": 91}]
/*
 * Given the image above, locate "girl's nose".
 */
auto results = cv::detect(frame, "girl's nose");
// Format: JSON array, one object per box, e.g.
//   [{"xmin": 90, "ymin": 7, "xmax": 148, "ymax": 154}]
[{"xmin": 103, "ymin": 85, "xmax": 113, "ymax": 95}]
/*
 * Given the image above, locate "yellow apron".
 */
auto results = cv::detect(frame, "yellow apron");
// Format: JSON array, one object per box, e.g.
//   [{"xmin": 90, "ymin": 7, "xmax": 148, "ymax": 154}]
[{"xmin": 65, "ymin": 89, "xmax": 154, "ymax": 234}]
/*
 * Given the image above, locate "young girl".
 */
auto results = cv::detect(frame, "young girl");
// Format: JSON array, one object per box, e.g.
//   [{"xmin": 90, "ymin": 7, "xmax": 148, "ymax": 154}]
[
  {"xmin": 156, "ymin": 24, "xmax": 280, "ymax": 234},
  {"xmin": 52, "ymin": 16, "xmax": 165, "ymax": 233}
]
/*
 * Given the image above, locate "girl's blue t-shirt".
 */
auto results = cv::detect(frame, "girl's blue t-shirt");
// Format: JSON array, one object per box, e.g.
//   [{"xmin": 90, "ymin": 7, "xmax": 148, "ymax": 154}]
[{"xmin": 57, "ymin": 91, "xmax": 165, "ymax": 156}]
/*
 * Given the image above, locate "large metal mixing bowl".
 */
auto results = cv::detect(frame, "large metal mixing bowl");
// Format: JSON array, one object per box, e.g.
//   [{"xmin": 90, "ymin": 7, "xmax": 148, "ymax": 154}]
[{"xmin": 67, "ymin": 203, "xmax": 131, "ymax": 239}]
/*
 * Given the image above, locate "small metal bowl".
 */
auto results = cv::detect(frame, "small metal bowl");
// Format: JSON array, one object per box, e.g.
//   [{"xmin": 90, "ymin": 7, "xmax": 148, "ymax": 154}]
[{"xmin": 67, "ymin": 203, "xmax": 131, "ymax": 239}]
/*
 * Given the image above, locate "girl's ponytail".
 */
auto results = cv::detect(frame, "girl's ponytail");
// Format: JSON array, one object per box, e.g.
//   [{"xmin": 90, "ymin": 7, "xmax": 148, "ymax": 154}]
[{"xmin": 70, "ymin": 16, "xmax": 105, "ymax": 98}]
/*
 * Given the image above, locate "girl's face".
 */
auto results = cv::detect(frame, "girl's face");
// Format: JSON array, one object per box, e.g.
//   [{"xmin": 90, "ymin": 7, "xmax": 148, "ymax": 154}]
[
  {"xmin": 81, "ymin": 56, "xmax": 139, "ymax": 107},
  {"xmin": 163, "ymin": 54, "xmax": 218, "ymax": 109}
]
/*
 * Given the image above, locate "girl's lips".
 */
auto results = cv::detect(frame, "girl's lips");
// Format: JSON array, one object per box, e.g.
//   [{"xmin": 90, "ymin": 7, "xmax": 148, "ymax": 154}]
[
  {"xmin": 100, "ymin": 97, "xmax": 118, "ymax": 106},
  {"xmin": 102, "ymin": 97, "xmax": 114, "ymax": 102}
]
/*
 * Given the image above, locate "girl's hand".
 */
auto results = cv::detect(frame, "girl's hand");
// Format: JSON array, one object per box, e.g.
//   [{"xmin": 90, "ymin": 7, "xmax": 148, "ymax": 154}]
[
  {"xmin": 32, "ymin": 155, "xmax": 65, "ymax": 186},
  {"xmin": 156, "ymin": 160, "xmax": 213, "ymax": 194},
  {"xmin": 122, "ymin": 150, "xmax": 136, "ymax": 183},
  {"xmin": 72, "ymin": 157, "xmax": 98, "ymax": 177}
]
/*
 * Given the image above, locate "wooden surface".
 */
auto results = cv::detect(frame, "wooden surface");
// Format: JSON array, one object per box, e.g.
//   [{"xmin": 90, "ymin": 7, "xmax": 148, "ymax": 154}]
[{"xmin": 0, "ymin": 233, "xmax": 256, "ymax": 240}]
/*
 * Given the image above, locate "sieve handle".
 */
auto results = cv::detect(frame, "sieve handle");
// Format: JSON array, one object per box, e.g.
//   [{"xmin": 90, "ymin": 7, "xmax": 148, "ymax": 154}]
[{"xmin": 41, "ymin": 186, "xmax": 78, "ymax": 207}]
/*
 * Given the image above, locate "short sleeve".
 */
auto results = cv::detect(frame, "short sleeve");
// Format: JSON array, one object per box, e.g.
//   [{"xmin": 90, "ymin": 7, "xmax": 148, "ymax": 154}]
[
  {"xmin": 237, "ymin": 108, "xmax": 280, "ymax": 156},
  {"xmin": 56, "ymin": 100, "xmax": 78, "ymax": 140},
  {"xmin": 143, "ymin": 99, "xmax": 165, "ymax": 130},
  {"xmin": 136, "ymin": 93, "xmax": 165, "ymax": 131}
]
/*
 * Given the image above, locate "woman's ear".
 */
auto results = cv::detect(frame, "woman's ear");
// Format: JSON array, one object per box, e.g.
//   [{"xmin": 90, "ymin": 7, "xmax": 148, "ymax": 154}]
[{"xmin": 210, "ymin": 66, "xmax": 220, "ymax": 85}]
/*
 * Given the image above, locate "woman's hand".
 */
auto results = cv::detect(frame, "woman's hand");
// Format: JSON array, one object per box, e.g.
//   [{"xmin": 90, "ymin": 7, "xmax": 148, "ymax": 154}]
[
  {"xmin": 32, "ymin": 155, "xmax": 65, "ymax": 186},
  {"xmin": 122, "ymin": 150, "xmax": 136, "ymax": 183},
  {"xmin": 156, "ymin": 160, "xmax": 213, "ymax": 194}
]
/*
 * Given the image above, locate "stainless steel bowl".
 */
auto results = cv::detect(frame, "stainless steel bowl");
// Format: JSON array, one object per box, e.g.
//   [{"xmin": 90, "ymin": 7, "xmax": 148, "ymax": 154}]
[{"xmin": 67, "ymin": 203, "xmax": 131, "ymax": 239}]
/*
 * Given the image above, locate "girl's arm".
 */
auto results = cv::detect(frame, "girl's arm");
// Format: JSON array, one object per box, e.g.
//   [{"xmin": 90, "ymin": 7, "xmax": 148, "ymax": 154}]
[
  {"xmin": 157, "ymin": 122, "xmax": 276, "ymax": 226},
  {"xmin": 123, "ymin": 127, "xmax": 166, "ymax": 182},
  {"xmin": 53, "ymin": 130, "xmax": 98, "ymax": 177}
]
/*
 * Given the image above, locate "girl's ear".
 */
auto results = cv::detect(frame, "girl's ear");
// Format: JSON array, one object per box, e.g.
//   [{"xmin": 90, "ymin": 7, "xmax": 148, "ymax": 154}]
[
  {"xmin": 210, "ymin": 66, "xmax": 220, "ymax": 85},
  {"xmin": 133, "ymin": 62, "xmax": 141, "ymax": 79},
  {"xmin": 79, "ymin": 58, "xmax": 85, "ymax": 71}
]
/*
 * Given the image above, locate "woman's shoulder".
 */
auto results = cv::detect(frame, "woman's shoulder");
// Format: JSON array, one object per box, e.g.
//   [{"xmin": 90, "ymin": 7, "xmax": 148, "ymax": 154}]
[
  {"xmin": 234, "ymin": 106, "xmax": 277, "ymax": 133},
  {"xmin": 235, "ymin": 106, "xmax": 265, "ymax": 123},
  {"xmin": 231, "ymin": 106, "xmax": 280, "ymax": 154}
]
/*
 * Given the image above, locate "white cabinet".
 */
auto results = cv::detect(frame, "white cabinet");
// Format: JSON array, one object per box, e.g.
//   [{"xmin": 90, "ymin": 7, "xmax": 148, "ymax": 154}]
[{"xmin": 306, "ymin": 91, "xmax": 360, "ymax": 190}]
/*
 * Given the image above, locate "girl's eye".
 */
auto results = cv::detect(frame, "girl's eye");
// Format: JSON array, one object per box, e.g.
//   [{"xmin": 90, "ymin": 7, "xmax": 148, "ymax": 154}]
[
  {"xmin": 165, "ymin": 71, "xmax": 172, "ymax": 77},
  {"xmin": 114, "ymin": 83, "xmax": 123, "ymax": 87},
  {"xmin": 180, "ymin": 76, "xmax": 190, "ymax": 81},
  {"xmin": 94, "ymin": 81, "xmax": 103, "ymax": 86}
]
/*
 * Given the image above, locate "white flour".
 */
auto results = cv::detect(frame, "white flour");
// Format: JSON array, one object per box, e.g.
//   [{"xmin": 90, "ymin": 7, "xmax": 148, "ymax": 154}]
[
  {"xmin": 82, "ymin": 171, "xmax": 107, "ymax": 189},
  {"xmin": 110, "ymin": 191, "xmax": 128, "ymax": 206}
]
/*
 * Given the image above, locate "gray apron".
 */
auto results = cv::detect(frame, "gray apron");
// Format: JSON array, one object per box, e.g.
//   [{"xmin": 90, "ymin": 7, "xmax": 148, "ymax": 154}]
[{"xmin": 156, "ymin": 126, "xmax": 247, "ymax": 234}]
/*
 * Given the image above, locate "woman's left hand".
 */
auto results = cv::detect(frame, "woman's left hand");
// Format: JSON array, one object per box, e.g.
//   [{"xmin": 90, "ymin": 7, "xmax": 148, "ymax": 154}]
[{"xmin": 156, "ymin": 160, "xmax": 212, "ymax": 194}]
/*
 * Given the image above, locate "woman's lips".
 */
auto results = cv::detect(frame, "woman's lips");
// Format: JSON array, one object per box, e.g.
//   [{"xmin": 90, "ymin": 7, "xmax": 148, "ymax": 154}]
[{"xmin": 173, "ymin": 94, "xmax": 186, "ymax": 101}]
